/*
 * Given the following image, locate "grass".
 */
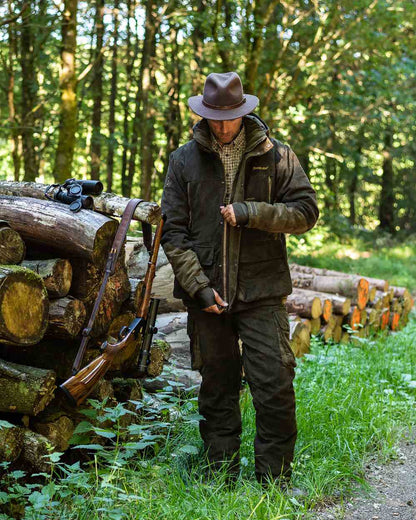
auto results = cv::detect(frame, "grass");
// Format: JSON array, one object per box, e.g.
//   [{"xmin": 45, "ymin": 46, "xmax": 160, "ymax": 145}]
[{"xmin": 2, "ymin": 232, "xmax": 415, "ymax": 519}]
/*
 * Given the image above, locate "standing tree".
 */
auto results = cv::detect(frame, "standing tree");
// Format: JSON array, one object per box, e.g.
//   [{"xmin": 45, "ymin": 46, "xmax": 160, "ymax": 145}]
[{"xmin": 53, "ymin": 0, "xmax": 78, "ymax": 183}]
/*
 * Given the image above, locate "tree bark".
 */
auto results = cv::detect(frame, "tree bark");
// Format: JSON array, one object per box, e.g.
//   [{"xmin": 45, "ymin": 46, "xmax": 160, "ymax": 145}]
[
  {"xmin": 0, "ymin": 196, "xmax": 118, "ymax": 266},
  {"xmin": 0, "ymin": 425, "xmax": 23, "ymax": 462},
  {"xmin": 290, "ymin": 263, "xmax": 389, "ymax": 292},
  {"xmin": 45, "ymin": 296, "xmax": 86, "ymax": 339},
  {"xmin": 21, "ymin": 258, "xmax": 73, "ymax": 298},
  {"xmin": 90, "ymin": 0, "xmax": 105, "ymax": 180},
  {"xmin": 290, "ymin": 271, "xmax": 369, "ymax": 310},
  {"xmin": 20, "ymin": 0, "xmax": 39, "ymax": 182},
  {"xmin": 7, "ymin": 0, "xmax": 21, "ymax": 181},
  {"xmin": 106, "ymin": 0, "xmax": 119, "ymax": 193},
  {"xmin": 0, "ymin": 266, "xmax": 49, "ymax": 345},
  {"xmin": 0, "ymin": 180, "xmax": 161, "ymax": 224},
  {"xmin": 70, "ymin": 256, "xmax": 130, "ymax": 337},
  {"xmin": 0, "ymin": 221, "xmax": 25, "ymax": 264},
  {"xmin": 379, "ymin": 128, "xmax": 395, "ymax": 233},
  {"xmin": 53, "ymin": 0, "xmax": 78, "ymax": 182},
  {"xmin": 0, "ymin": 359, "xmax": 56, "ymax": 415}
]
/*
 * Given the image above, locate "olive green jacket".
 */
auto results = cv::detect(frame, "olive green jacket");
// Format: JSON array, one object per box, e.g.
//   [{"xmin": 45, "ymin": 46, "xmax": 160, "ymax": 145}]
[{"xmin": 161, "ymin": 114, "xmax": 319, "ymax": 308}]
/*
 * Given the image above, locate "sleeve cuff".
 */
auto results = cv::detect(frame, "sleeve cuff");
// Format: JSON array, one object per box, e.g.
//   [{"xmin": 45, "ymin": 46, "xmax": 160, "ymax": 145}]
[
  {"xmin": 195, "ymin": 287, "xmax": 216, "ymax": 309},
  {"xmin": 232, "ymin": 202, "xmax": 249, "ymax": 226}
]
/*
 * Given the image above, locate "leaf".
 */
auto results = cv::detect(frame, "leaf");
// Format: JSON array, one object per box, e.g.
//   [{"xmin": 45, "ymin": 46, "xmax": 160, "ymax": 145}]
[
  {"xmin": 179, "ymin": 445, "xmax": 199, "ymax": 455},
  {"xmin": 72, "ymin": 444, "xmax": 105, "ymax": 451},
  {"xmin": 73, "ymin": 421, "xmax": 93, "ymax": 434},
  {"xmin": 0, "ymin": 420, "xmax": 14, "ymax": 430},
  {"xmin": 92, "ymin": 427, "xmax": 116, "ymax": 439}
]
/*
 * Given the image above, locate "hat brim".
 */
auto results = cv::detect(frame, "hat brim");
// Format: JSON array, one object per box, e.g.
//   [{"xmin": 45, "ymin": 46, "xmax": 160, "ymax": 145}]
[{"xmin": 188, "ymin": 94, "xmax": 259, "ymax": 120}]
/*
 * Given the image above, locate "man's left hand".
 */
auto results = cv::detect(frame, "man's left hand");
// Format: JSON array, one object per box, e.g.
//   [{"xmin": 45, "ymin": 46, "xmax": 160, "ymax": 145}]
[{"xmin": 220, "ymin": 205, "xmax": 237, "ymax": 226}]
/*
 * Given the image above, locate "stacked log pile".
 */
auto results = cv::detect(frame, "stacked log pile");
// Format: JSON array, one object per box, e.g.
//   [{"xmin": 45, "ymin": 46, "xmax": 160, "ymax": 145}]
[{"xmin": 0, "ymin": 182, "xmax": 162, "ymax": 470}]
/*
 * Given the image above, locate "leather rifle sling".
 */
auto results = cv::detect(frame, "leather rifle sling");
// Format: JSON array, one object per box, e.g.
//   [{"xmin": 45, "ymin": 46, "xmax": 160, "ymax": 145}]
[{"xmin": 72, "ymin": 199, "xmax": 149, "ymax": 374}]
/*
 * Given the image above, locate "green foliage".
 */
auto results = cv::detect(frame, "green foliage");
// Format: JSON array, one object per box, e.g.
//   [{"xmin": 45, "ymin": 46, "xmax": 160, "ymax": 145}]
[
  {"xmin": 1, "ymin": 317, "xmax": 415, "ymax": 519},
  {"xmin": 1, "ymin": 1, "xmax": 416, "ymax": 231}
]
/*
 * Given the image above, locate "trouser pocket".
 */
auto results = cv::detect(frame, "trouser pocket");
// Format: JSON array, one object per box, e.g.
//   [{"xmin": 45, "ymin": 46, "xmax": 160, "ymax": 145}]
[
  {"xmin": 272, "ymin": 307, "xmax": 297, "ymax": 368},
  {"xmin": 187, "ymin": 313, "xmax": 203, "ymax": 371}
]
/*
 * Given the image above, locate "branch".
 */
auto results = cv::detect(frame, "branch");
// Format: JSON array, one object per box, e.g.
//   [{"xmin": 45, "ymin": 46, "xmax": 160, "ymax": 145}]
[{"xmin": 0, "ymin": 2, "xmax": 29, "ymax": 27}]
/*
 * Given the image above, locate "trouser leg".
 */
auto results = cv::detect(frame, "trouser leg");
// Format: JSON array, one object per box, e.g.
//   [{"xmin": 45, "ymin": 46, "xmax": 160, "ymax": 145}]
[
  {"xmin": 187, "ymin": 309, "xmax": 242, "ymax": 469},
  {"xmin": 234, "ymin": 303, "xmax": 297, "ymax": 480}
]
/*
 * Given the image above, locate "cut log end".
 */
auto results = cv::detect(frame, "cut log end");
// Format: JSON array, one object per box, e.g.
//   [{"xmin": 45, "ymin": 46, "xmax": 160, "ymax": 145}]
[{"xmin": 0, "ymin": 266, "xmax": 49, "ymax": 345}]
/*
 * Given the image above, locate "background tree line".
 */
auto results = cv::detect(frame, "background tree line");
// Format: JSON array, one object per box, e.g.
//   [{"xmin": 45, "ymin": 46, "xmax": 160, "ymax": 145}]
[{"xmin": 0, "ymin": 0, "xmax": 415, "ymax": 234}]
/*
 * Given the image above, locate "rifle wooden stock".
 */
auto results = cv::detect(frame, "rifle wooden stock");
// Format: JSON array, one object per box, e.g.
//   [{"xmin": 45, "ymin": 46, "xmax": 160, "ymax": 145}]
[{"xmin": 60, "ymin": 334, "xmax": 137, "ymax": 406}]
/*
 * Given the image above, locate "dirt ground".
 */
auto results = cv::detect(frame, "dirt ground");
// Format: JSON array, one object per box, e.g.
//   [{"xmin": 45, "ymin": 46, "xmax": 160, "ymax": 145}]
[{"xmin": 314, "ymin": 434, "xmax": 416, "ymax": 520}]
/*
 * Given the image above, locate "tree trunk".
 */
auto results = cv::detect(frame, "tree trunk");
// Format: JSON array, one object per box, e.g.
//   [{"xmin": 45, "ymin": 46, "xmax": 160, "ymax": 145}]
[
  {"xmin": 0, "ymin": 221, "xmax": 26, "ymax": 264},
  {"xmin": 53, "ymin": 0, "xmax": 78, "ymax": 182},
  {"xmin": 90, "ymin": 0, "xmax": 105, "ymax": 180},
  {"xmin": 0, "ymin": 196, "xmax": 118, "ymax": 266},
  {"xmin": 0, "ymin": 266, "xmax": 49, "ymax": 345},
  {"xmin": 7, "ymin": 0, "xmax": 21, "ymax": 181},
  {"xmin": 0, "ymin": 359, "xmax": 56, "ymax": 415},
  {"xmin": 21, "ymin": 258, "xmax": 73, "ymax": 298},
  {"xmin": 0, "ymin": 180, "xmax": 161, "ymax": 224},
  {"xmin": 20, "ymin": 0, "xmax": 39, "ymax": 182},
  {"xmin": 45, "ymin": 296, "xmax": 86, "ymax": 339},
  {"xmin": 120, "ymin": 0, "xmax": 138, "ymax": 196},
  {"xmin": 106, "ymin": 0, "xmax": 119, "ymax": 193},
  {"xmin": 379, "ymin": 128, "xmax": 395, "ymax": 233}
]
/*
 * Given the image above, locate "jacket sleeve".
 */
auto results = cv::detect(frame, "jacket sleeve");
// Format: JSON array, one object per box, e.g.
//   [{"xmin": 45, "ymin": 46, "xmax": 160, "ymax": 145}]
[
  {"xmin": 161, "ymin": 153, "xmax": 211, "ymax": 298},
  {"xmin": 244, "ymin": 145, "xmax": 319, "ymax": 234}
]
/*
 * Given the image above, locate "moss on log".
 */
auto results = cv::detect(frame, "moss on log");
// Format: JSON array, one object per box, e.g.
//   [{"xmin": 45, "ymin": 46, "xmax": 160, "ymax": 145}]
[
  {"xmin": 0, "ymin": 221, "xmax": 25, "ymax": 264},
  {"xmin": 0, "ymin": 359, "xmax": 56, "ymax": 415}
]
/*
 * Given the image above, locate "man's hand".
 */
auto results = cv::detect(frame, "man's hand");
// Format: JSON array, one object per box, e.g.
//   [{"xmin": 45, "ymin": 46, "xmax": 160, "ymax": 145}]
[
  {"xmin": 202, "ymin": 289, "xmax": 228, "ymax": 314},
  {"xmin": 220, "ymin": 205, "xmax": 237, "ymax": 226}
]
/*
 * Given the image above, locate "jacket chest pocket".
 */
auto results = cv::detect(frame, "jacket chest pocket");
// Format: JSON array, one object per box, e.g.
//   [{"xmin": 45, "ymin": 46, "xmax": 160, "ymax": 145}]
[{"xmin": 244, "ymin": 168, "xmax": 273, "ymax": 204}]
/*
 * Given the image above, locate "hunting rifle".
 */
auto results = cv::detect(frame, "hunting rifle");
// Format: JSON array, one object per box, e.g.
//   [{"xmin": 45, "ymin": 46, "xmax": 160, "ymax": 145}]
[{"xmin": 60, "ymin": 207, "xmax": 164, "ymax": 406}]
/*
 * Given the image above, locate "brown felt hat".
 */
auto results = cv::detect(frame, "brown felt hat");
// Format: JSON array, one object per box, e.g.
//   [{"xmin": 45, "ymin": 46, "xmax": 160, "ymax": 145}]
[{"xmin": 188, "ymin": 72, "xmax": 259, "ymax": 120}]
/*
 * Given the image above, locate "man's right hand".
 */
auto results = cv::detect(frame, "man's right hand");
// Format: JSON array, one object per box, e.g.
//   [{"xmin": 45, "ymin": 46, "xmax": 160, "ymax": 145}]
[{"xmin": 202, "ymin": 289, "xmax": 228, "ymax": 314}]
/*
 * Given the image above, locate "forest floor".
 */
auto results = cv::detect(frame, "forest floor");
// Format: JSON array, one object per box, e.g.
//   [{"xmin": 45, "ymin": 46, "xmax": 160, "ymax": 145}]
[{"xmin": 315, "ymin": 432, "xmax": 416, "ymax": 520}]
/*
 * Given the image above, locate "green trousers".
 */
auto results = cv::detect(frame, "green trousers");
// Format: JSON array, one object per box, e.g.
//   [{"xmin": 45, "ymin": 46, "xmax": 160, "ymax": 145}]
[{"xmin": 187, "ymin": 302, "xmax": 297, "ymax": 481}]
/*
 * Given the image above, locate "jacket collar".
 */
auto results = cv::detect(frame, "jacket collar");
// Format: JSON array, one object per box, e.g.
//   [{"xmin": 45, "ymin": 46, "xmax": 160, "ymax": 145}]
[{"xmin": 193, "ymin": 114, "xmax": 273, "ymax": 156}]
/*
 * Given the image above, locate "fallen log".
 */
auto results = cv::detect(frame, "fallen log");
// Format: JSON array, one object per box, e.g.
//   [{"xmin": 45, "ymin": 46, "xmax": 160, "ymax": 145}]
[
  {"xmin": 0, "ymin": 359, "xmax": 56, "ymax": 415},
  {"xmin": 0, "ymin": 341, "xmax": 100, "ymax": 380},
  {"xmin": 289, "ymin": 319, "xmax": 310, "ymax": 357},
  {"xmin": 32, "ymin": 412, "xmax": 75, "ymax": 451},
  {"xmin": 70, "ymin": 256, "xmax": 130, "ymax": 338},
  {"xmin": 290, "ymin": 263, "xmax": 389, "ymax": 291},
  {"xmin": 45, "ymin": 296, "xmax": 86, "ymax": 340},
  {"xmin": 290, "ymin": 271, "xmax": 369, "ymax": 310},
  {"xmin": 0, "ymin": 180, "xmax": 161, "ymax": 225},
  {"xmin": 285, "ymin": 288, "xmax": 323, "ymax": 319},
  {"xmin": 0, "ymin": 220, "xmax": 26, "ymax": 264},
  {"xmin": 0, "ymin": 195, "xmax": 118, "ymax": 267},
  {"xmin": 0, "ymin": 424, "xmax": 24, "ymax": 462},
  {"xmin": 0, "ymin": 265, "xmax": 49, "ymax": 345},
  {"xmin": 343, "ymin": 306, "xmax": 361, "ymax": 331},
  {"xmin": 21, "ymin": 258, "xmax": 72, "ymax": 298}
]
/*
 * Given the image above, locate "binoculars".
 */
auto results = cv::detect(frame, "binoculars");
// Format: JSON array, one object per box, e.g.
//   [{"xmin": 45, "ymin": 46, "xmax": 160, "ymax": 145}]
[{"xmin": 45, "ymin": 178, "xmax": 104, "ymax": 212}]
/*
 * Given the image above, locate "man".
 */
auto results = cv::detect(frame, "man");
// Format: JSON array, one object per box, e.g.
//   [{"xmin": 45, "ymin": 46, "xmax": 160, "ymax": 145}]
[{"xmin": 161, "ymin": 72, "xmax": 319, "ymax": 485}]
